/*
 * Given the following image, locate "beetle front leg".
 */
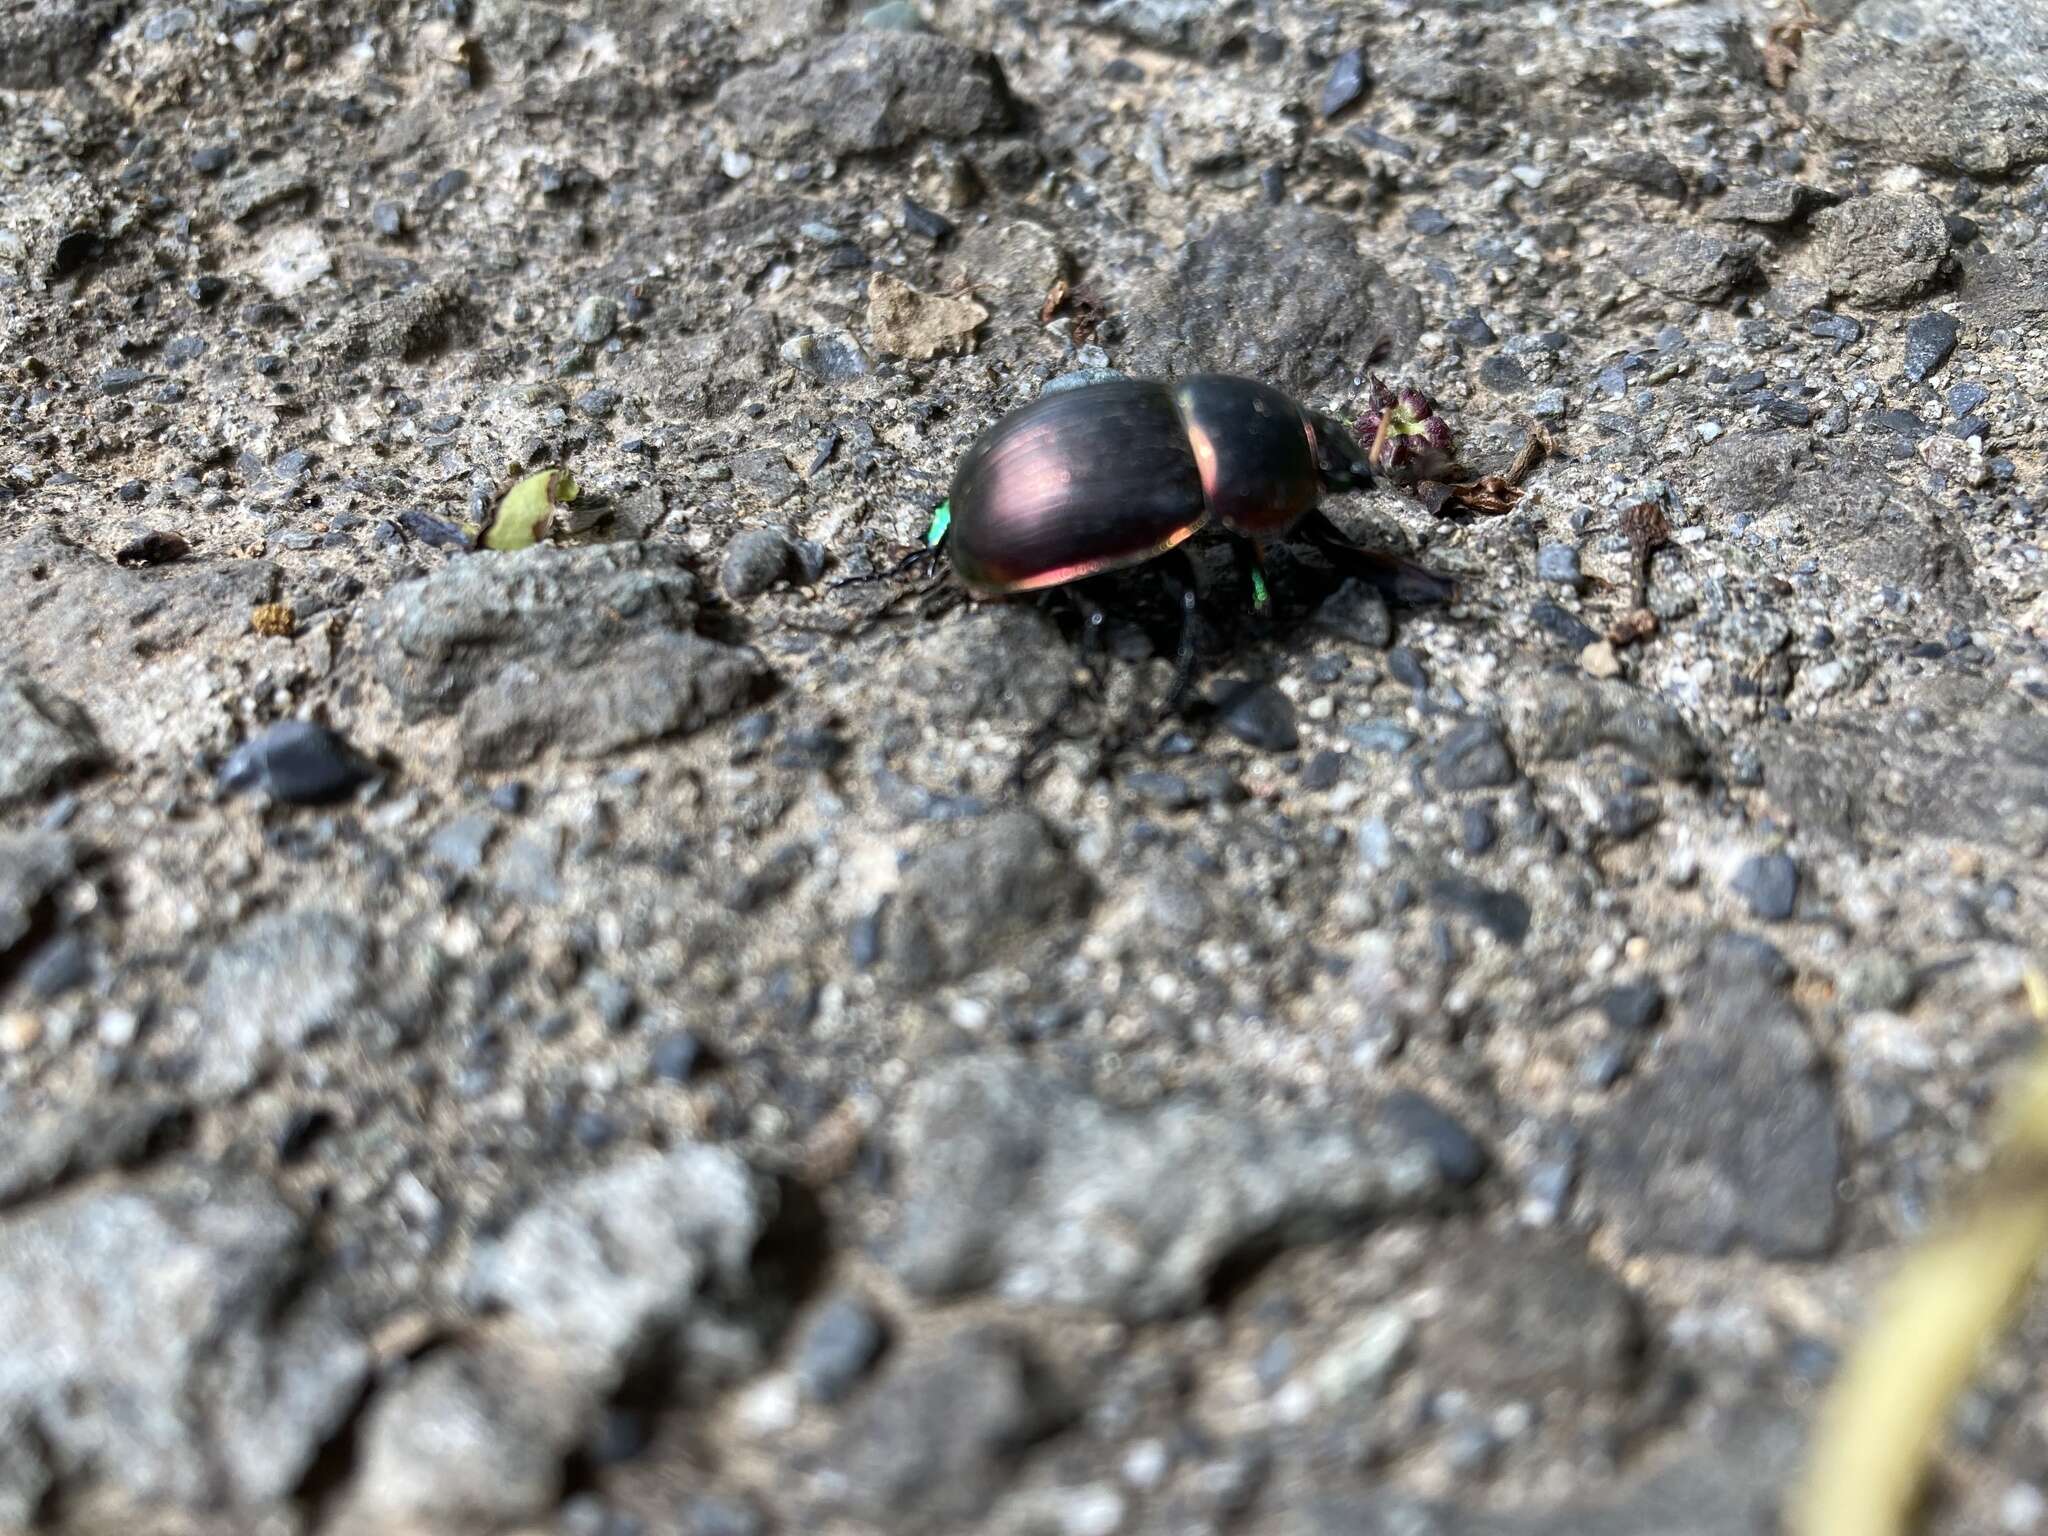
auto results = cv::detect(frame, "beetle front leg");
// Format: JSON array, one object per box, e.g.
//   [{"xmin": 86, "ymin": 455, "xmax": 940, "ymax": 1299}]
[{"xmin": 1297, "ymin": 509, "xmax": 1459, "ymax": 607}]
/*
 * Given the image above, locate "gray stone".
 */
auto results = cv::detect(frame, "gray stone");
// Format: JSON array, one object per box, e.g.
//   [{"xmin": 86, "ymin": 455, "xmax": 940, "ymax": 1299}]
[
  {"xmin": 825, "ymin": 1327, "xmax": 1064, "ymax": 1530},
  {"xmin": 779, "ymin": 329, "xmax": 870, "ymax": 381},
  {"xmin": 217, "ymin": 720, "xmax": 375, "ymax": 805},
  {"xmin": 0, "ymin": 832, "xmax": 71, "ymax": 961},
  {"xmin": 1268, "ymin": 1402, "xmax": 1802, "ymax": 1536},
  {"xmin": 1084, "ymin": 0, "xmax": 1230, "ymax": 52},
  {"xmin": 1807, "ymin": 194, "xmax": 1951, "ymax": 308},
  {"xmin": 1838, "ymin": 950, "xmax": 1916, "ymax": 1012},
  {"xmin": 0, "ymin": 0, "xmax": 126, "ymax": 86},
  {"xmin": 1314, "ymin": 579, "xmax": 1394, "ymax": 648},
  {"xmin": 716, "ymin": 33, "xmax": 1010, "ymax": 157},
  {"xmin": 197, "ymin": 910, "xmax": 372, "ymax": 1096},
  {"xmin": 886, "ymin": 1057, "xmax": 1484, "ymax": 1319},
  {"xmin": 1709, "ymin": 178, "xmax": 1837, "ymax": 226},
  {"xmin": 343, "ymin": 1341, "xmax": 588, "ymax": 1530},
  {"xmin": 722, "ymin": 528, "xmax": 801, "ymax": 599},
  {"xmin": 1796, "ymin": 24, "xmax": 2048, "ymax": 176},
  {"xmin": 1903, "ymin": 311, "xmax": 1959, "ymax": 381},
  {"xmin": 0, "ymin": 528, "xmax": 281, "ymax": 758},
  {"xmin": 1502, "ymin": 672, "xmax": 1705, "ymax": 779},
  {"xmin": 0, "ymin": 673, "xmax": 102, "ymax": 808},
  {"xmin": 1418, "ymin": 1232, "xmax": 1640, "ymax": 1396},
  {"xmin": 881, "ymin": 813, "xmax": 1092, "ymax": 989},
  {"xmin": 570, "ymin": 294, "xmax": 617, "ymax": 345},
  {"xmin": 0, "ymin": 1170, "xmax": 368, "ymax": 1509},
  {"xmin": 1124, "ymin": 205, "xmax": 1421, "ymax": 400},
  {"xmin": 1622, "ymin": 229, "xmax": 1760, "ymax": 304},
  {"xmin": 1695, "ymin": 433, "xmax": 1978, "ymax": 615},
  {"xmin": 366, "ymin": 544, "xmax": 766, "ymax": 769},
  {"xmin": 469, "ymin": 1144, "xmax": 775, "ymax": 1385},
  {"xmin": 1730, "ymin": 852, "xmax": 1800, "ymax": 921},
  {"xmin": 793, "ymin": 1293, "xmax": 888, "ymax": 1403},
  {"xmin": 426, "ymin": 812, "xmax": 496, "ymax": 874},
  {"xmin": 1433, "ymin": 720, "xmax": 1519, "ymax": 791},
  {"xmin": 0, "ymin": 1099, "xmax": 186, "ymax": 1209},
  {"xmin": 1535, "ymin": 542, "xmax": 1581, "ymax": 586},
  {"xmin": 1587, "ymin": 942, "xmax": 1840, "ymax": 1258},
  {"xmin": 320, "ymin": 279, "xmax": 475, "ymax": 366}
]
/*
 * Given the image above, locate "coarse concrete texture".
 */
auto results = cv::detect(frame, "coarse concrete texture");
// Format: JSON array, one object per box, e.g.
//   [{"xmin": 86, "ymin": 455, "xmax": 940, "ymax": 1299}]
[{"xmin": 1, "ymin": 0, "xmax": 2046, "ymax": 1530}]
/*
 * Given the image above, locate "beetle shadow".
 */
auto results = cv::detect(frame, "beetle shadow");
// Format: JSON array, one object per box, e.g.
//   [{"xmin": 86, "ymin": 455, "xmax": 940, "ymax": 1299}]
[{"xmin": 1039, "ymin": 531, "xmax": 1457, "ymax": 704}]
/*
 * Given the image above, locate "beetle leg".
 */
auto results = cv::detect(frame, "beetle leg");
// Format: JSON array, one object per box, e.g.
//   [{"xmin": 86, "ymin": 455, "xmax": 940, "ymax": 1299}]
[
  {"xmin": 1156, "ymin": 547, "xmax": 1203, "ymax": 714},
  {"xmin": 1070, "ymin": 586, "xmax": 1112, "ymax": 702},
  {"xmin": 1297, "ymin": 509, "xmax": 1459, "ymax": 607}
]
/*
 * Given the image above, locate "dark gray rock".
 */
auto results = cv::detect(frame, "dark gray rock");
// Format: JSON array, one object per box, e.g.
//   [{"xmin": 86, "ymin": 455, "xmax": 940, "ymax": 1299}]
[
  {"xmin": 1124, "ymin": 206, "xmax": 1421, "ymax": 399},
  {"xmin": 0, "ymin": 1170, "xmax": 368, "ymax": 1510},
  {"xmin": 825, "ymin": 1327, "xmax": 1064, "ymax": 1531},
  {"xmin": 1418, "ymin": 1232, "xmax": 1640, "ymax": 1396},
  {"xmin": 886, "ymin": 1057, "xmax": 1483, "ymax": 1319},
  {"xmin": 468, "ymin": 1144, "xmax": 775, "ymax": 1385},
  {"xmin": 716, "ymin": 33, "xmax": 1010, "ymax": 157},
  {"xmin": 1319, "ymin": 47, "xmax": 1367, "ymax": 117},
  {"xmin": 1430, "ymin": 875, "xmax": 1531, "ymax": 946},
  {"xmin": 1599, "ymin": 980, "xmax": 1665, "ymax": 1033},
  {"xmin": 1502, "ymin": 672, "xmax": 1705, "ymax": 778},
  {"xmin": 793, "ymin": 1293, "xmax": 888, "ymax": 1403},
  {"xmin": 1807, "ymin": 194, "xmax": 1951, "ymax": 308},
  {"xmin": 1730, "ymin": 852, "xmax": 1800, "ymax": 921},
  {"xmin": 1433, "ymin": 720, "xmax": 1519, "ymax": 790},
  {"xmin": 1213, "ymin": 680, "xmax": 1299, "ymax": 752},
  {"xmin": 1903, "ymin": 311, "xmax": 1959, "ymax": 381},
  {"xmin": 1622, "ymin": 229, "xmax": 1759, "ymax": 304},
  {"xmin": 345, "ymin": 1341, "xmax": 589, "ymax": 1529},
  {"xmin": 882, "ymin": 812, "xmax": 1092, "ymax": 989},
  {"xmin": 217, "ymin": 720, "xmax": 375, "ymax": 805},
  {"xmin": 366, "ymin": 544, "xmax": 766, "ymax": 769},
  {"xmin": 1596, "ymin": 150, "xmax": 1686, "ymax": 200},
  {"xmin": 196, "ymin": 910, "xmax": 374, "ymax": 1096},
  {"xmin": 1587, "ymin": 942, "xmax": 1840, "ymax": 1258}
]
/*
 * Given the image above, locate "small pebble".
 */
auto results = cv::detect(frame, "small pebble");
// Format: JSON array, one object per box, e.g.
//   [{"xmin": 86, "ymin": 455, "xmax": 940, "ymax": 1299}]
[
  {"xmin": 1535, "ymin": 542, "xmax": 1581, "ymax": 586},
  {"xmin": 1731, "ymin": 852, "xmax": 1800, "ymax": 922},
  {"xmin": 1319, "ymin": 47, "xmax": 1368, "ymax": 118},
  {"xmin": 217, "ymin": 720, "xmax": 375, "ymax": 805},
  {"xmin": 571, "ymin": 295, "xmax": 618, "ymax": 346},
  {"xmin": 1902, "ymin": 311, "xmax": 1958, "ymax": 382},
  {"xmin": 1212, "ymin": 680, "xmax": 1298, "ymax": 752}
]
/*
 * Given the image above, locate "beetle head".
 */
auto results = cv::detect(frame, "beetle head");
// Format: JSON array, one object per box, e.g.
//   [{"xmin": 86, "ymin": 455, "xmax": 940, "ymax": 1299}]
[{"xmin": 1306, "ymin": 410, "xmax": 1376, "ymax": 492}]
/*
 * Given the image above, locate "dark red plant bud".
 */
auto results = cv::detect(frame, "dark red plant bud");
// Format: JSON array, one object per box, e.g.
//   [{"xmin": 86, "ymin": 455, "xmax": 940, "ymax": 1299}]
[{"xmin": 1354, "ymin": 375, "xmax": 1457, "ymax": 484}]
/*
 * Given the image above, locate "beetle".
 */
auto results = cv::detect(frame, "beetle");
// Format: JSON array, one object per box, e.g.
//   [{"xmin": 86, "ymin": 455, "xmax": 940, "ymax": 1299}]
[{"xmin": 920, "ymin": 372, "xmax": 1456, "ymax": 706}]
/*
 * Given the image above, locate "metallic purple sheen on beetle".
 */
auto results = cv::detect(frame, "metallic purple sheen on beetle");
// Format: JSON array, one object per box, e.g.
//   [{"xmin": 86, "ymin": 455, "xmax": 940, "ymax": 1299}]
[{"xmin": 942, "ymin": 374, "xmax": 1379, "ymax": 595}]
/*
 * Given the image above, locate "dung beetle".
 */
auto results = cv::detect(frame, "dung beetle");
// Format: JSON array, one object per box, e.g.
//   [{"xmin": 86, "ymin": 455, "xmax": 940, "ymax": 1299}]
[{"xmin": 923, "ymin": 373, "xmax": 1456, "ymax": 704}]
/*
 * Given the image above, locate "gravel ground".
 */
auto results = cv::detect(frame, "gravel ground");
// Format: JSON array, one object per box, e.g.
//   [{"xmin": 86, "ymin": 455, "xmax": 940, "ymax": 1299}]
[{"xmin": 3, "ymin": 0, "xmax": 2047, "ymax": 1531}]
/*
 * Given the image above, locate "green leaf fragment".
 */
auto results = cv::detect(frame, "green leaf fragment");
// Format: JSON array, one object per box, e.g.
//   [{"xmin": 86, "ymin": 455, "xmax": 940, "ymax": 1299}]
[
  {"xmin": 925, "ymin": 499, "xmax": 952, "ymax": 549},
  {"xmin": 481, "ymin": 468, "xmax": 579, "ymax": 551}
]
